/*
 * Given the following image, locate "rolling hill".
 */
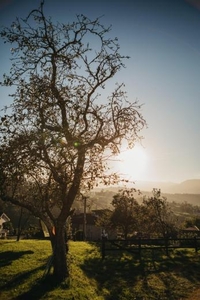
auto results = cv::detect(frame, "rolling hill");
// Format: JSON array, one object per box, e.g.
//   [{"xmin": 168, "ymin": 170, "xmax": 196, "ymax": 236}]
[{"xmin": 133, "ymin": 179, "xmax": 200, "ymax": 194}]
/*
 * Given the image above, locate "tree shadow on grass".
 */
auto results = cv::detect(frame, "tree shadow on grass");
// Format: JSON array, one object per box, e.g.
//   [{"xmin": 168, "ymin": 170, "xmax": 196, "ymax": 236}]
[
  {"xmin": 80, "ymin": 246, "xmax": 200, "ymax": 300},
  {"xmin": 0, "ymin": 249, "xmax": 58, "ymax": 299},
  {"xmin": 0, "ymin": 250, "xmax": 34, "ymax": 267},
  {"xmin": 167, "ymin": 250, "xmax": 200, "ymax": 283},
  {"xmin": 15, "ymin": 275, "xmax": 60, "ymax": 300},
  {"xmin": 1, "ymin": 262, "xmax": 59, "ymax": 300},
  {"xmin": 80, "ymin": 250, "xmax": 146, "ymax": 299},
  {"xmin": 1, "ymin": 264, "xmax": 44, "ymax": 289}
]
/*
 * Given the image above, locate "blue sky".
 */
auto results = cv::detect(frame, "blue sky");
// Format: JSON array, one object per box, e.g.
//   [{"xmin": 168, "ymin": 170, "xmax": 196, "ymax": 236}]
[{"xmin": 0, "ymin": 0, "xmax": 200, "ymax": 183}]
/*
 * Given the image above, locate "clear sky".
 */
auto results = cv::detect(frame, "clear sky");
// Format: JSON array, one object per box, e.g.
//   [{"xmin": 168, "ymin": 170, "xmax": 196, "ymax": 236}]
[{"xmin": 0, "ymin": 0, "xmax": 200, "ymax": 183}]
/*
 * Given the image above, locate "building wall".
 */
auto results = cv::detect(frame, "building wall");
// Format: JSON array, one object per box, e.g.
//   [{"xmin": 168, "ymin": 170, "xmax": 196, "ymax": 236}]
[{"xmin": 0, "ymin": 214, "xmax": 10, "ymax": 238}]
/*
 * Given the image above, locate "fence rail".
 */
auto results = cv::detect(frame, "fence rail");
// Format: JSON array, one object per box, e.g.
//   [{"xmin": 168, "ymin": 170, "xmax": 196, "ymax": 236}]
[{"xmin": 101, "ymin": 237, "xmax": 200, "ymax": 259}]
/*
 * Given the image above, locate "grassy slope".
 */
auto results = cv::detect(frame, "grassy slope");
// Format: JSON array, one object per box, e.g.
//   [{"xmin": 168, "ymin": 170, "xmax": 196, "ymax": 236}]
[{"xmin": 0, "ymin": 239, "xmax": 200, "ymax": 300}]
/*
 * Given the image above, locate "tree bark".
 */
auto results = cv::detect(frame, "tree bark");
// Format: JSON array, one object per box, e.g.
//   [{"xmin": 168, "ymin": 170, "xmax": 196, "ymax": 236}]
[
  {"xmin": 52, "ymin": 224, "xmax": 69, "ymax": 282},
  {"xmin": 16, "ymin": 208, "xmax": 23, "ymax": 241}
]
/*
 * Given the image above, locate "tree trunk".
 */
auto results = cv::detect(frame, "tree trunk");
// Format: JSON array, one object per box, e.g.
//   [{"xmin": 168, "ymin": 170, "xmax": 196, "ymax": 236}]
[
  {"xmin": 16, "ymin": 208, "xmax": 23, "ymax": 241},
  {"xmin": 124, "ymin": 227, "xmax": 128, "ymax": 240},
  {"xmin": 52, "ymin": 224, "xmax": 69, "ymax": 282}
]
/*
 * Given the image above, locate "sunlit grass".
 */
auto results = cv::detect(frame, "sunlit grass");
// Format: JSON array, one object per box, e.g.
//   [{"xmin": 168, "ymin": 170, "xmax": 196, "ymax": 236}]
[{"xmin": 0, "ymin": 239, "xmax": 200, "ymax": 299}]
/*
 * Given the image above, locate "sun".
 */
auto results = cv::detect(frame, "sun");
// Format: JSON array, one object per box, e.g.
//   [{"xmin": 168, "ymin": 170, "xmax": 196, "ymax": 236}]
[{"xmin": 116, "ymin": 145, "xmax": 148, "ymax": 181}]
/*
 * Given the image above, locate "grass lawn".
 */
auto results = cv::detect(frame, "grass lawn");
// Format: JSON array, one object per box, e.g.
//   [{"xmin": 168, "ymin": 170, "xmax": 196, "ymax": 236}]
[{"xmin": 0, "ymin": 239, "xmax": 200, "ymax": 299}]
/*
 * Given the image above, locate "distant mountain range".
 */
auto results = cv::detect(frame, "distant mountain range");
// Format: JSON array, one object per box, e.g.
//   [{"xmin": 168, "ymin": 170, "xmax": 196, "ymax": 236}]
[
  {"xmin": 133, "ymin": 179, "xmax": 200, "ymax": 194},
  {"xmin": 94, "ymin": 179, "xmax": 200, "ymax": 206}
]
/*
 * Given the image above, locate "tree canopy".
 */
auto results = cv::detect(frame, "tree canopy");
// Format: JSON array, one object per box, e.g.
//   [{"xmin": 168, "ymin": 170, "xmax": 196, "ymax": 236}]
[
  {"xmin": 110, "ymin": 189, "xmax": 140, "ymax": 239},
  {"xmin": 96, "ymin": 188, "xmax": 179, "ymax": 240},
  {"xmin": 141, "ymin": 189, "xmax": 178, "ymax": 238},
  {"xmin": 0, "ymin": 1, "xmax": 146, "ymax": 281}
]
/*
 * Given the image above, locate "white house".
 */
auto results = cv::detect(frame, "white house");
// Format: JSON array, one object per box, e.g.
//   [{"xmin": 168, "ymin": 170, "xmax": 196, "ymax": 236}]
[{"xmin": 0, "ymin": 212, "xmax": 10, "ymax": 238}]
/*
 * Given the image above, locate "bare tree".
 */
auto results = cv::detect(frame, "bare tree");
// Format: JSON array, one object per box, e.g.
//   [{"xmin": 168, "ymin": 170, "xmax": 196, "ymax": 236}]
[{"xmin": 0, "ymin": 1, "xmax": 146, "ymax": 281}]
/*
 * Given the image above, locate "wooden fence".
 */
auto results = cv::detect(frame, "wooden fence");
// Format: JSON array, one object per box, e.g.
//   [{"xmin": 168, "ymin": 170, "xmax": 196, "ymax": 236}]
[{"xmin": 101, "ymin": 237, "xmax": 200, "ymax": 259}]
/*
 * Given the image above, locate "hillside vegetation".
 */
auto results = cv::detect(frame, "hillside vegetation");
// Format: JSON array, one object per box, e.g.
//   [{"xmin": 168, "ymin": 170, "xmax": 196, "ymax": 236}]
[{"xmin": 0, "ymin": 239, "xmax": 200, "ymax": 299}]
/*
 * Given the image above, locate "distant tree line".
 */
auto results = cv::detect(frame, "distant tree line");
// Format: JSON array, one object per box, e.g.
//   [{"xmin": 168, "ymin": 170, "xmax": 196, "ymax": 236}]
[
  {"xmin": 2, "ymin": 188, "xmax": 200, "ymax": 240},
  {"xmin": 96, "ymin": 188, "xmax": 200, "ymax": 239}
]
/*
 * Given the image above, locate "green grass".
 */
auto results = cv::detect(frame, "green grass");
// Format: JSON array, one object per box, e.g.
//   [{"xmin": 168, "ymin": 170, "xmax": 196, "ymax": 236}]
[{"xmin": 0, "ymin": 239, "xmax": 200, "ymax": 299}]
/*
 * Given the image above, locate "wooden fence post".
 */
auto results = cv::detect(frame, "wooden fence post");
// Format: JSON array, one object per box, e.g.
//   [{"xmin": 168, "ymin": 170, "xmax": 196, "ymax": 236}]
[
  {"xmin": 138, "ymin": 237, "xmax": 141, "ymax": 260},
  {"xmin": 194, "ymin": 236, "xmax": 198, "ymax": 253},
  {"xmin": 102, "ymin": 239, "xmax": 105, "ymax": 259},
  {"xmin": 165, "ymin": 237, "xmax": 169, "ymax": 256}
]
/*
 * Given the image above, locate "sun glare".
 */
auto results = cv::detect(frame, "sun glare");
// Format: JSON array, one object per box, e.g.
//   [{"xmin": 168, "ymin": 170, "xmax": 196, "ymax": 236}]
[{"xmin": 116, "ymin": 145, "xmax": 148, "ymax": 181}]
